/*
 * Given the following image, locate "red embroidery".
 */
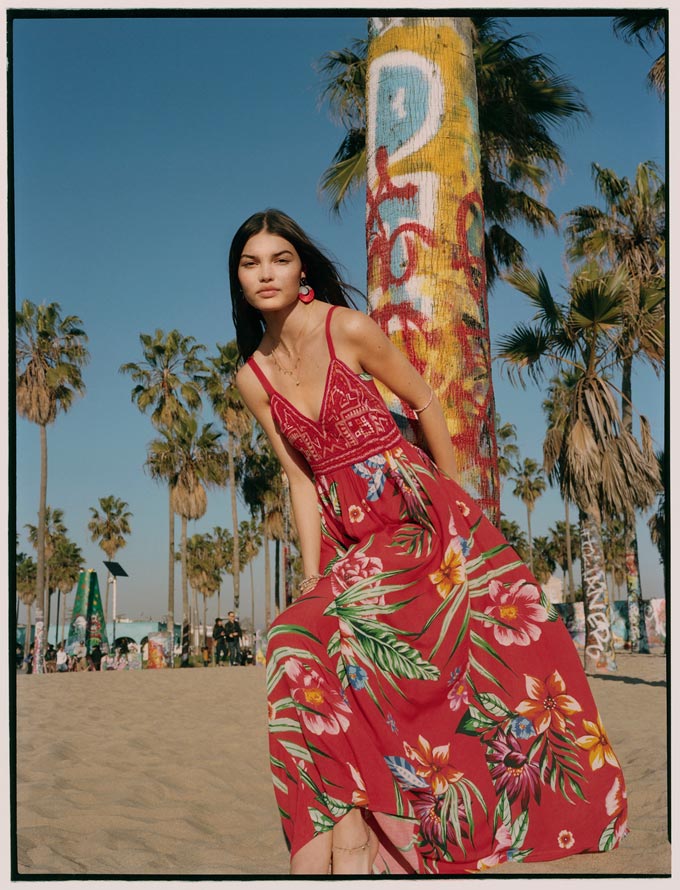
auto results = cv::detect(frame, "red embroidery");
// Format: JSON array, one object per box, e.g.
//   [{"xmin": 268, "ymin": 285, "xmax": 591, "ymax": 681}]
[{"xmin": 271, "ymin": 360, "xmax": 402, "ymax": 475}]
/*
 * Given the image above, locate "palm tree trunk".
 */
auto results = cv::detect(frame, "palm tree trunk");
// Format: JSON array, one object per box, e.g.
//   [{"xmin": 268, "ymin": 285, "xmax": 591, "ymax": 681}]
[
  {"xmin": 526, "ymin": 506, "xmax": 534, "ymax": 574},
  {"xmin": 202, "ymin": 593, "xmax": 207, "ymax": 647},
  {"xmin": 168, "ymin": 487, "xmax": 175, "ymax": 626},
  {"xmin": 36, "ymin": 424, "xmax": 48, "ymax": 635},
  {"xmin": 366, "ymin": 15, "xmax": 500, "ymax": 525},
  {"xmin": 620, "ymin": 353, "xmax": 650, "ymax": 653},
  {"xmin": 181, "ymin": 514, "xmax": 189, "ymax": 625},
  {"xmin": 263, "ymin": 522, "xmax": 271, "ymax": 630},
  {"xmin": 228, "ymin": 435, "xmax": 241, "ymax": 610},
  {"xmin": 191, "ymin": 581, "xmax": 199, "ymax": 651},
  {"xmin": 274, "ymin": 539, "xmax": 280, "ymax": 617},
  {"xmin": 565, "ymin": 499, "xmax": 576, "ymax": 601},
  {"xmin": 579, "ymin": 509, "xmax": 617, "ymax": 672},
  {"xmin": 54, "ymin": 590, "xmax": 60, "ymax": 647},
  {"xmin": 25, "ymin": 602, "xmax": 33, "ymax": 659},
  {"xmin": 61, "ymin": 594, "xmax": 68, "ymax": 649},
  {"xmin": 250, "ymin": 560, "xmax": 255, "ymax": 637}
]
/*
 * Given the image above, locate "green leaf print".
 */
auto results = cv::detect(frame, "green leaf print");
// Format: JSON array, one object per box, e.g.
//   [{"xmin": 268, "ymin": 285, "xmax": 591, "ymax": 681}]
[
  {"xmin": 308, "ymin": 807, "xmax": 336, "ymax": 834},
  {"xmin": 598, "ymin": 816, "xmax": 619, "ymax": 852},
  {"xmin": 267, "ymin": 623, "xmax": 322, "ymax": 644},
  {"xmin": 349, "ymin": 616, "xmax": 440, "ymax": 681},
  {"xmin": 329, "ymin": 481, "xmax": 342, "ymax": 516},
  {"xmin": 321, "ymin": 794, "xmax": 354, "ymax": 818},
  {"xmin": 280, "ymin": 739, "xmax": 314, "ymax": 763},
  {"xmin": 477, "ymin": 692, "xmax": 514, "ymax": 719},
  {"xmin": 511, "ymin": 808, "xmax": 530, "ymax": 848},
  {"xmin": 458, "ymin": 705, "xmax": 497, "ymax": 735},
  {"xmin": 390, "ymin": 524, "xmax": 434, "ymax": 558},
  {"xmin": 269, "ymin": 717, "xmax": 303, "ymax": 734},
  {"xmin": 494, "ymin": 790, "xmax": 512, "ymax": 835}
]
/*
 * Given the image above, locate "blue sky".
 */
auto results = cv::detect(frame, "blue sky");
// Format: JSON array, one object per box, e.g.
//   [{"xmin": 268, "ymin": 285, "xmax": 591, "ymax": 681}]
[{"xmin": 12, "ymin": 11, "xmax": 666, "ymax": 626}]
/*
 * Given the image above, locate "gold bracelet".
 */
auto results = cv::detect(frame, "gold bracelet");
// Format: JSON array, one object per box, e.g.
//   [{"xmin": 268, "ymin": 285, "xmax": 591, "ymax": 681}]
[
  {"xmin": 299, "ymin": 573, "xmax": 322, "ymax": 594},
  {"xmin": 413, "ymin": 389, "xmax": 433, "ymax": 415}
]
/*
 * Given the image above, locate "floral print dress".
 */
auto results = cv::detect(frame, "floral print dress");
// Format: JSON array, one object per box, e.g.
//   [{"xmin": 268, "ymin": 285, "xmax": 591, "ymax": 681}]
[{"xmin": 247, "ymin": 307, "xmax": 627, "ymax": 875}]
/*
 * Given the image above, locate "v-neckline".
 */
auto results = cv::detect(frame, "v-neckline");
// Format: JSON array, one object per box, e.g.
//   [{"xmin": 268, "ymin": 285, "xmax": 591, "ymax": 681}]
[{"xmin": 272, "ymin": 356, "xmax": 339, "ymax": 426}]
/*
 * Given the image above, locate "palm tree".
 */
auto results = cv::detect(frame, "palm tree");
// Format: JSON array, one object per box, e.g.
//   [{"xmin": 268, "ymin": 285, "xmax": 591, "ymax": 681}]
[
  {"xmin": 147, "ymin": 417, "xmax": 227, "ymax": 638},
  {"xmin": 211, "ymin": 526, "xmax": 234, "ymax": 619},
  {"xmin": 566, "ymin": 160, "xmax": 664, "ymax": 652},
  {"xmin": 239, "ymin": 518, "xmax": 262, "ymax": 637},
  {"xmin": 25, "ymin": 506, "xmax": 68, "ymax": 642},
  {"xmin": 600, "ymin": 516, "xmax": 627, "ymax": 600},
  {"xmin": 499, "ymin": 518, "xmax": 528, "ymax": 564},
  {"xmin": 16, "ymin": 554, "xmax": 37, "ymax": 657},
  {"xmin": 48, "ymin": 535, "xmax": 84, "ymax": 646},
  {"xmin": 499, "ymin": 261, "xmax": 660, "ymax": 671},
  {"xmin": 204, "ymin": 340, "xmax": 253, "ymax": 612},
  {"xmin": 531, "ymin": 535, "xmax": 558, "ymax": 586},
  {"xmin": 542, "ymin": 374, "xmax": 580, "ymax": 603},
  {"xmin": 240, "ymin": 431, "xmax": 285, "ymax": 629},
  {"xmin": 88, "ymin": 495, "xmax": 132, "ymax": 622},
  {"xmin": 186, "ymin": 533, "xmax": 221, "ymax": 646},
  {"xmin": 648, "ymin": 449, "xmax": 666, "ymax": 576},
  {"xmin": 16, "ymin": 300, "xmax": 89, "ymax": 633},
  {"xmin": 319, "ymin": 16, "xmax": 587, "ymax": 287},
  {"xmin": 495, "ymin": 414, "xmax": 519, "ymax": 492},
  {"xmin": 613, "ymin": 13, "xmax": 666, "ymax": 95},
  {"xmin": 509, "ymin": 457, "xmax": 546, "ymax": 574},
  {"xmin": 548, "ymin": 519, "xmax": 581, "ymax": 602},
  {"xmin": 120, "ymin": 329, "xmax": 206, "ymax": 625}
]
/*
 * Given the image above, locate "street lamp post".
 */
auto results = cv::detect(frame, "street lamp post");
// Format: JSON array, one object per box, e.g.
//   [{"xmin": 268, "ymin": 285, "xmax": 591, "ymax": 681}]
[{"xmin": 103, "ymin": 560, "xmax": 128, "ymax": 652}]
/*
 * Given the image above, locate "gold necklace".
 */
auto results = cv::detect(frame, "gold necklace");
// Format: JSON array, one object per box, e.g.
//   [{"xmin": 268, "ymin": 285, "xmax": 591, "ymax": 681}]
[{"xmin": 270, "ymin": 314, "xmax": 309, "ymax": 386}]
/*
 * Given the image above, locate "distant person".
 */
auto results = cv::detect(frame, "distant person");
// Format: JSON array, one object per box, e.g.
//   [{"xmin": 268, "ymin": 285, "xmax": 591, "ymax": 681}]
[
  {"xmin": 225, "ymin": 611, "xmax": 242, "ymax": 666},
  {"xmin": 90, "ymin": 644, "xmax": 102, "ymax": 671},
  {"xmin": 212, "ymin": 618, "xmax": 227, "ymax": 666},
  {"xmin": 201, "ymin": 644, "xmax": 210, "ymax": 668},
  {"xmin": 56, "ymin": 643, "xmax": 69, "ymax": 672}
]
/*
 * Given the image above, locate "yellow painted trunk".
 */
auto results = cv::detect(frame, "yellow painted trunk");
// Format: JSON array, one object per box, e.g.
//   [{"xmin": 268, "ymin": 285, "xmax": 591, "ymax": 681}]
[{"xmin": 366, "ymin": 16, "xmax": 500, "ymax": 524}]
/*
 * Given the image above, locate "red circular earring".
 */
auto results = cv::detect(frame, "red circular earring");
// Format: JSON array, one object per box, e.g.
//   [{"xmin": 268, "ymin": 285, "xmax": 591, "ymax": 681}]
[{"xmin": 298, "ymin": 276, "xmax": 315, "ymax": 304}]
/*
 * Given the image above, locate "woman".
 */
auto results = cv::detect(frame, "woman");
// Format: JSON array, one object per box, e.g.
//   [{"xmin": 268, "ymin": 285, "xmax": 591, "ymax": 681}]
[{"xmin": 233, "ymin": 210, "xmax": 628, "ymax": 876}]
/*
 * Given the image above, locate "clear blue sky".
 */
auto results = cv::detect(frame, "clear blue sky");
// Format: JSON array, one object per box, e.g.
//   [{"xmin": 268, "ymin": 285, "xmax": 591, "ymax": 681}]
[{"xmin": 13, "ymin": 12, "xmax": 666, "ymax": 626}]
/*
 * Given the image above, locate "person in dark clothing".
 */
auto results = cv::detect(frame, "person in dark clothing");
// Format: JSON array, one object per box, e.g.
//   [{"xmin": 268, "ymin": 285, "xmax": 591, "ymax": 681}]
[
  {"xmin": 212, "ymin": 618, "xmax": 228, "ymax": 666},
  {"xmin": 225, "ymin": 612, "xmax": 242, "ymax": 666}
]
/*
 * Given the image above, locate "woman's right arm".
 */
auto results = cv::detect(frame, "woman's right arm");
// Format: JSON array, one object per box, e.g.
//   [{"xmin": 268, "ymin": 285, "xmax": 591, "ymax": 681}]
[{"xmin": 236, "ymin": 364, "xmax": 322, "ymax": 584}]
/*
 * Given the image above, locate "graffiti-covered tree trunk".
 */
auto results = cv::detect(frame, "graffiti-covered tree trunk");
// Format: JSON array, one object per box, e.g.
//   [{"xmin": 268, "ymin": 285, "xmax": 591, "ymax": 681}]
[
  {"xmin": 579, "ymin": 509, "xmax": 617, "ymax": 672},
  {"xmin": 366, "ymin": 16, "xmax": 500, "ymax": 524}
]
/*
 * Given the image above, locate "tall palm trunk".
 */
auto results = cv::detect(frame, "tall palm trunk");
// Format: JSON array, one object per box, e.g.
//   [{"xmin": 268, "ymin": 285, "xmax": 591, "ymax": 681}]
[
  {"xmin": 621, "ymin": 354, "xmax": 650, "ymax": 653},
  {"xmin": 579, "ymin": 509, "xmax": 617, "ymax": 672},
  {"xmin": 25, "ymin": 602, "xmax": 33, "ymax": 659},
  {"xmin": 250, "ymin": 560, "xmax": 255, "ymax": 638},
  {"xmin": 35, "ymin": 423, "xmax": 48, "ymax": 656},
  {"xmin": 228, "ymin": 435, "xmax": 241, "ymax": 611},
  {"xmin": 274, "ymin": 539, "xmax": 281, "ymax": 617},
  {"xmin": 366, "ymin": 15, "xmax": 500, "ymax": 525},
  {"xmin": 202, "ymin": 593, "xmax": 207, "ymax": 647},
  {"xmin": 526, "ymin": 506, "xmax": 534, "ymax": 574},
  {"xmin": 61, "ymin": 594, "xmax": 68, "ymax": 649},
  {"xmin": 168, "ymin": 486, "xmax": 175, "ymax": 625},
  {"xmin": 180, "ymin": 515, "xmax": 189, "ymax": 624},
  {"xmin": 263, "ymin": 521, "xmax": 271, "ymax": 630},
  {"xmin": 565, "ymin": 499, "xmax": 576, "ymax": 601}
]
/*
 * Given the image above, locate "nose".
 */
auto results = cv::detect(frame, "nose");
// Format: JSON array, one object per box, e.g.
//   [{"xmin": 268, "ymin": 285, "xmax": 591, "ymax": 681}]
[{"xmin": 259, "ymin": 263, "xmax": 273, "ymax": 281}]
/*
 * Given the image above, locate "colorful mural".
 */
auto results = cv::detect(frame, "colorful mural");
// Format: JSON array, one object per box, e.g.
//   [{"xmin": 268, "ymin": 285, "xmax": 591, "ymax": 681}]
[
  {"xmin": 365, "ymin": 16, "xmax": 500, "ymax": 525},
  {"xmin": 66, "ymin": 569, "xmax": 109, "ymax": 656},
  {"xmin": 556, "ymin": 599, "xmax": 666, "ymax": 651}
]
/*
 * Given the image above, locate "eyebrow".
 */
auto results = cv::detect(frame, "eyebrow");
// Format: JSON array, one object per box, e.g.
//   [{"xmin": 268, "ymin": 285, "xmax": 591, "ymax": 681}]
[{"xmin": 240, "ymin": 249, "xmax": 294, "ymax": 260}]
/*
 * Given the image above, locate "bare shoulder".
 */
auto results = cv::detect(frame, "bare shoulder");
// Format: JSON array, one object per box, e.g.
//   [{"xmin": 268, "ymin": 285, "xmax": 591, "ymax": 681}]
[
  {"xmin": 331, "ymin": 305, "xmax": 383, "ymax": 344},
  {"xmin": 235, "ymin": 360, "xmax": 266, "ymax": 409}
]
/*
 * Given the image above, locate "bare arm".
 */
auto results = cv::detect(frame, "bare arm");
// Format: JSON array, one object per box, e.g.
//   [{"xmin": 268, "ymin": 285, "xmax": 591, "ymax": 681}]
[
  {"xmin": 236, "ymin": 364, "xmax": 322, "ymax": 579},
  {"xmin": 334, "ymin": 309, "xmax": 459, "ymax": 481}
]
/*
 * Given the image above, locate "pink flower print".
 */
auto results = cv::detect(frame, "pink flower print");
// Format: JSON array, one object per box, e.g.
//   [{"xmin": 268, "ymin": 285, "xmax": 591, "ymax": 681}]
[
  {"xmin": 605, "ymin": 776, "xmax": 629, "ymax": 842},
  {"xmin": 456, "ymin": 499, "xmax": 471, "ymax": 518},
  {"xmin": 557, "ymin": 829, "xmax": 575, "ymax": 849},
  {"xmin": 476, "ymin": 823, "xmax": 512, "ymax": 870},
  {"xmin": 285, "ymin": 658, "xmax": 352, "ymax": 736},
  {"xmin": 331, "ymin": 552, "xmax": 383, "ymax": 596},
  {"xmin": 447, "ymin": 666, "xmax": 469, "ymax": 712},
  {"xmin": 348, "ymin": 504, "xmax": 365, "ymax": 524},
  {"xmin": 486, "ymin": 729, "xmax": 541, "ymax": 808},
  {"xmin": 483, "ymin": 579, "xmax": 548, "ymax": 646}
]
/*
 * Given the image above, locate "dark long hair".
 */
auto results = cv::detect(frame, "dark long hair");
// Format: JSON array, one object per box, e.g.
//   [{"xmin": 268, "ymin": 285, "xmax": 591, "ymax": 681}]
[{"xmin": 229, "ymin": 209, "xmax": 360, "ymax": 362}]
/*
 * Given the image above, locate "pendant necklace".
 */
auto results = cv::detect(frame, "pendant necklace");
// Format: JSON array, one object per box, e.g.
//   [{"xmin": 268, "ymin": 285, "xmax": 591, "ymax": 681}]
[{"xmin": 271, "ymin": 313, "xmax": 309, "ymax": 386}]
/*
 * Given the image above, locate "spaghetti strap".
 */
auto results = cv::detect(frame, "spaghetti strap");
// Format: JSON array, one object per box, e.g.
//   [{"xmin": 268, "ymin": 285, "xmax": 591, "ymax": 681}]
[
  {"xmin": 325, "ymin": 305, "xmax": 338, "ymax": 360},
  {"xmin": 246, "ymin": 355, "xmax": 275, "ymax": 397}
]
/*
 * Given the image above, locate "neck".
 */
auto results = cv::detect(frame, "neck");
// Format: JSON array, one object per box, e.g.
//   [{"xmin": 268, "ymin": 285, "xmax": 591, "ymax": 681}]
[{"xmin": 264, "ymin": 302, "xmax": 313, "ymax": 352}]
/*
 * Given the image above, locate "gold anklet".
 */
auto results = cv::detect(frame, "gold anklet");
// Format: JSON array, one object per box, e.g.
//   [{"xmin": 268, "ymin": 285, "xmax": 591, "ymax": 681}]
[{"xmin": 333, "ymin": 831, "xmax": 371, "ymax": 854}]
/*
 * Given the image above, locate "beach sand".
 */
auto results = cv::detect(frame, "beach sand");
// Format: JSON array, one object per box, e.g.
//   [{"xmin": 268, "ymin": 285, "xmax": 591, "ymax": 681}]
[{"xmin": 15, "ymin": 651, "xmax": 670, "ymax": 879}]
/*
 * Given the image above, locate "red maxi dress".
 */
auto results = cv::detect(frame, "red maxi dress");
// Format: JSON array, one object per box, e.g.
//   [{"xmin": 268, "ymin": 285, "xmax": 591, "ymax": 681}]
[{"xmin": 248, "ymin": 307, "xmax": 628, "ymax": 875}]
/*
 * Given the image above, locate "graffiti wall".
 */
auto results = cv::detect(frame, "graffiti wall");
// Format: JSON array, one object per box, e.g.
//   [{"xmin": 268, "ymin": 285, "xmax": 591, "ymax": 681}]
[
  {"xmin": 556, "ymin": 599, "xmax": 666, "ymax": 650},
  {"xmin": 365, "ymin": 17, "xmax": 500, "ymax": 524}
]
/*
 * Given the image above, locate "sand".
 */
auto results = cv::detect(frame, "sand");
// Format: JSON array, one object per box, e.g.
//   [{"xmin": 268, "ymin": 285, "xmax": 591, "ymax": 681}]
[{"xmin": 14, "ymin": 652, "xmax": 670, "ymax": 880}]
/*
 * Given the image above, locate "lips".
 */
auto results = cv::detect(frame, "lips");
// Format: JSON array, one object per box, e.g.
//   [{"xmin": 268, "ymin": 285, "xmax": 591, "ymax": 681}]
[{"xmin": 257, "ymin": 288, "xmax": 280, "ymax": 296}]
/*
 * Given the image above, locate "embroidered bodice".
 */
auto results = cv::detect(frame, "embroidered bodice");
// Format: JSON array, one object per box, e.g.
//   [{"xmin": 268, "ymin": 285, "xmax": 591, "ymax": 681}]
[{"xmin": 247, "ymin": 307, "xmax": 402, "ymax": 475}]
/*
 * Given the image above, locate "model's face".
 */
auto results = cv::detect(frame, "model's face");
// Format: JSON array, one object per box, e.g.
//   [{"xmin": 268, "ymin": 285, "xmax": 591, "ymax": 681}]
[{"xmin": 238, "ymin": 230, "xmax": 303, "ymax": 311}]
